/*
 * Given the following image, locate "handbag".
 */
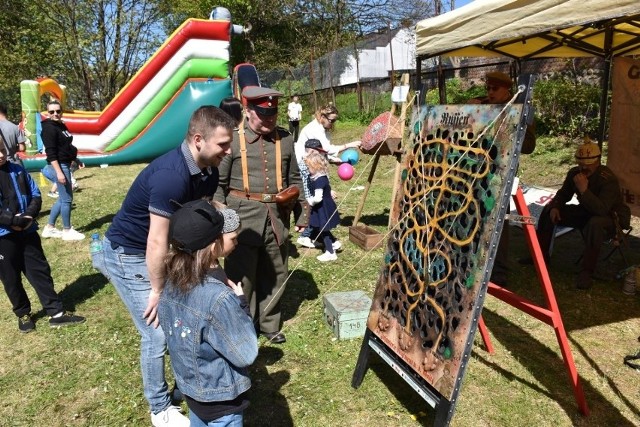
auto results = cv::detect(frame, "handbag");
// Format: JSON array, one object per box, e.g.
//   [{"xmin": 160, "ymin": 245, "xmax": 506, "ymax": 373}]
[{"xmin": 275, "ymin": 185, "xmax": 299, "ymax": 206}]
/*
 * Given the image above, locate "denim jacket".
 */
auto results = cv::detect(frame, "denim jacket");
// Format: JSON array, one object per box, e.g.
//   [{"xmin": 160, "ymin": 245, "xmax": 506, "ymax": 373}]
[{"xmin": 159, "ymin": 274, "xmax": 258, "ymax": 403}]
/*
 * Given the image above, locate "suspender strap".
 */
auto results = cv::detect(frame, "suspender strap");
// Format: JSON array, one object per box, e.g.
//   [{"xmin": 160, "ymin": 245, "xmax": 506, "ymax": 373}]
[
  {"xmin": 238, "ymin": 124, "xmax": 284, "ymax": 194},
  {"xmin": 275, "ymin": 132, "xmax": 283, "ymax": 192},
  {"xmin": 238, "ymin": 120, "xmax": 250, "ymax": 194}
]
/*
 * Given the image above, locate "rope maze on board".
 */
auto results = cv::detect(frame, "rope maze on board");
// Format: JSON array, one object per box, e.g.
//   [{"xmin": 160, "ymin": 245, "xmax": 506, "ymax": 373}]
[{"xmin": 368, "ymin": 87, "xmax": 526, "ymax": 397}]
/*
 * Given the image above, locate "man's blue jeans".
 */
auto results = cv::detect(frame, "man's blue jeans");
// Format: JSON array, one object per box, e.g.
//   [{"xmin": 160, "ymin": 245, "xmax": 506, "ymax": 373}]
[
  {"xmin": 189, "ymin": 411, "xmax": 243, "ymax": 427},
  {"xmin": 102, "ymin": 237, "xmax": 171, "ymax": 414}
]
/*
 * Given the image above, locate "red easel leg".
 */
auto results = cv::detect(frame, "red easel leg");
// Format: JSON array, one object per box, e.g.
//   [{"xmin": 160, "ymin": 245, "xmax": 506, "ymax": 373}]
[{"xmin": 478, "ymin": 315, "xmax": 495, "ymax": 354}]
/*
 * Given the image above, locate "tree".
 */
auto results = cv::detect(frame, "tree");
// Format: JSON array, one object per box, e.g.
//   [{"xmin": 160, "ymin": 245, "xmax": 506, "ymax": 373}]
[
  {"xmin": 0, "ymin": 1, "xmax": 59, "ymax": 119},
  {"xmin": 34, "ymin": 0, "xmax": 167, "ymax": 110}
]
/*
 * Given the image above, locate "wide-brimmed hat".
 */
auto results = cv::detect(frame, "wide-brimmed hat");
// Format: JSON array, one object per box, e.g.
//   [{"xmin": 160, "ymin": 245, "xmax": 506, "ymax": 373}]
[{"xmin": 486, "ymin": 71, "xmax": 512, "ymax": 88}]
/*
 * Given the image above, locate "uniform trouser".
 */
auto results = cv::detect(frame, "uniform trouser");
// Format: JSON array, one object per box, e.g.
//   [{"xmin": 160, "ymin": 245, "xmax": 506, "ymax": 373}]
[
  {"xmin": 0, "ymin": 231, "xmax": 63, "ymax": 317},
  {"xmin": 224, "ymin": 225, "xmax": 288, "ymax": 334},
  {"xmin": 537, "ymin": 205, "xmax": 615, "ymax": 272}
]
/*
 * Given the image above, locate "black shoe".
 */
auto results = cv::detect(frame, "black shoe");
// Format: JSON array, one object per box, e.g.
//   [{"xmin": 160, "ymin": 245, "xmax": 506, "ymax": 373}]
[
  {"xmin": 575, "ymin": 270, "xmax": 593, "ymax": 290},
  {"xmin": 262, "ymin": 331, "xmax": 286, "ymax": 344},
  {"xmin": 18, "ymin": 314, "xmax": 35, "ymax": 333},
  {"xmin": 49, "ymin": 311, "xmax": 86, "ymax": 328}
]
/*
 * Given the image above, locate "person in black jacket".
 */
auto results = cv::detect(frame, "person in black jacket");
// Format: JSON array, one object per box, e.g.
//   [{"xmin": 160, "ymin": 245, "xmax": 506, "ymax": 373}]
[
  {"xmin": 40, "ymin": 100, "xmax": 85, "ymax": 240},
  {"xmin": 536, "ymin": 141, "xmax": 631, "ymax": 290},
  {"xmin": 0, "ymin": 142, "xmax": 85, "ymax": 332}
]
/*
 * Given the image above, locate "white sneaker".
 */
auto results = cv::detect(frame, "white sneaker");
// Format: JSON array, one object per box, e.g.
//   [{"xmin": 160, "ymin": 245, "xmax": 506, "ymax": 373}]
[
  {"xmin": 41, "ymin": 226, "xmax": 62, "ymax": 238},
  {"xmin": 317, "ymin": 251, "xmax": 338, "ymax": 262},
  {"xmin": 332, "ymin": 240, "xmax": 342, "ymax": 251},
  {"xmin": 297, "ymin": 236, "xmax": 316, "ymax": 248},
  {"xmin": 150, "ymin": 405, "xmax": 189, "ymax": 427},
  {"xmin": 47, "ymin": 191, "xmax": 59, "ymax": 198},
  {"xmin": 62, "ymin": 228, "xmax": 85, "ymax": 241}
]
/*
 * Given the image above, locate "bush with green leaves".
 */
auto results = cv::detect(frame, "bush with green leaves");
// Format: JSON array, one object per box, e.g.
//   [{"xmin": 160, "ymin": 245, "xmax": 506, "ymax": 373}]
[
  {"xmin": 532, "ymin": 77, "xmax": 603, "ymax": 138},
  {"xmin": 425, "ymin": 78, "xmax": 485, "ymax": 105}
]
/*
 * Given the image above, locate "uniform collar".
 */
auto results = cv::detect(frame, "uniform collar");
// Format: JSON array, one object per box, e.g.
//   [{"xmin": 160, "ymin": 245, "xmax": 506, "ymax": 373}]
[{"xmin": 243, "ymin": 124, "xmax": 277, "ymax": 144}]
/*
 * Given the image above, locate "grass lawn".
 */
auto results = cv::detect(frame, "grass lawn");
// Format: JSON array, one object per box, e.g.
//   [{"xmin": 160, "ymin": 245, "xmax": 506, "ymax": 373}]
[{"xmin": 0, "ymin": 126, "xmax": 638, "ymax": 426}]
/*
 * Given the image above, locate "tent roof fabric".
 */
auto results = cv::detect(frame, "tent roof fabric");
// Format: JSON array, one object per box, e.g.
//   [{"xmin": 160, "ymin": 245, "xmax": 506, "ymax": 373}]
[{"xmin": 415, "ymin": 0, "xmax": 640, "ymax": 59}]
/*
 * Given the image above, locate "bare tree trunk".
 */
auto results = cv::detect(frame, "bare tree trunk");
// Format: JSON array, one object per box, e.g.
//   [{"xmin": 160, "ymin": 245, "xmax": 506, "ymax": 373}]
[
  {"xmin": 388, "ymin": 22, "xmax": 395, "ymax": 90},
  {"xmin": 354, "ymin": 41, "xmax": 363, "ymax": 112},
  {"xmin": 310, "ymin": 49, "xmax": 318, "ymax": 111}
]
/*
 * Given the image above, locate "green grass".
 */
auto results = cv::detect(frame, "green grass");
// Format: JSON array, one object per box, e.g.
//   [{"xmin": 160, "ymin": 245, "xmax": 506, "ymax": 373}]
[{"xmin": 1, "ymin": 127, "xmax": 639, "ymax": 426}]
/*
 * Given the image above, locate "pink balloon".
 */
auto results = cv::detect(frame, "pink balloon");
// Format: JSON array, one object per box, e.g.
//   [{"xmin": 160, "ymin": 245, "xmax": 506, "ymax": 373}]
[{"xmin": 337, "ymin": 163, "xmax": 354, "ymax": 181}]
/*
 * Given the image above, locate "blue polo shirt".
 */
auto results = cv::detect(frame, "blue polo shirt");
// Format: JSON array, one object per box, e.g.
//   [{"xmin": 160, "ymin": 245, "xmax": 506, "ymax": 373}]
[{"xmin": 106, "ymin": 142, "xmax": 219, "ymax": 253}]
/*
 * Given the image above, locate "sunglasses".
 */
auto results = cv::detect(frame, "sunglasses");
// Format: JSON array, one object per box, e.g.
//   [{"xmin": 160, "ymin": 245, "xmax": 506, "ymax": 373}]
[
  {"xmin": 48, "ymin": 110, "xmax": 62, "ymax": 115},
  {"xmin": 324, "ymin": 116, "xmax": 337, "ymax": 123},
  {"xmin": 486, "ymin": 85, "xmax": 501, "ymax": 92}
]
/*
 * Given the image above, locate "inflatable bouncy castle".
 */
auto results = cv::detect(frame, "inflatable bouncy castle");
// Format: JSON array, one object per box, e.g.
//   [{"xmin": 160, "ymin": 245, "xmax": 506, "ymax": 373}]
[{"xmin": 19, "ymin": 9, "xmax": 245, "ymax": 171}]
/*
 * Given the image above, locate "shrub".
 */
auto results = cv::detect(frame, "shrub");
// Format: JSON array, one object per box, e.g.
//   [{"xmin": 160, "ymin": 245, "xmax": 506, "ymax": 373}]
[
  {"xmin": 532, "ymin": 77, "xmax": 603, "ymax": 138},
  {"xmin": 425, "ymin": 78, "xmax": 485, "ymax": 105}
]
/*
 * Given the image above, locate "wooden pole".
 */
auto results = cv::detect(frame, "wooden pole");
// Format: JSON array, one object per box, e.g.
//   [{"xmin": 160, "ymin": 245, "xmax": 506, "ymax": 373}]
[{"xmin": 353, "ymin": 152, "xmax": 381, "ymax": 227}]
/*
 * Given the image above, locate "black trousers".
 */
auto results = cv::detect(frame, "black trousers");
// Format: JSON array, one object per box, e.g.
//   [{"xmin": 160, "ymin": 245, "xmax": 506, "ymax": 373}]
[
  {"xmin": 537, "ymin": 204, "xmax": 615, "ymax": 272},
  {"xmin": 288, "ymin": 120, "xmax": 300, "ymax": 142},
  {"xmin": 0, "ymin": 231, "xmax": 63, "ymax": 317}
]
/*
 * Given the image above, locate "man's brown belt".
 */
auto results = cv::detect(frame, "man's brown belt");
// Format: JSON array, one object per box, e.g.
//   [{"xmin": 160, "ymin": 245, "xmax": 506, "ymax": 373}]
[{"xmin": 228, "ymin": 189, "xmax": 278, "ymax": 203}]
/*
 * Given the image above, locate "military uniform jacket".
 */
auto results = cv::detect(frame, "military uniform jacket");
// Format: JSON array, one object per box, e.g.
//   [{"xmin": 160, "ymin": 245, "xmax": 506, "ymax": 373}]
[
  {"xmin": 215, "ymin": 124, "xmax": 302, "ymax": 246},
  {"xmin": 550, "ymin": 164, "xmax": 630, "ymax": 227}
]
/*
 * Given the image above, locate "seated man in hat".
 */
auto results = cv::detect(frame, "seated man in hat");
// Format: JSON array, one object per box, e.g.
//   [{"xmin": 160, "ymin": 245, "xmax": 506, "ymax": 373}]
[
  {"xmin": 469, "ymin": 71, "xmax": 536, "ymax": 286},
  {"xmin": 215, "ymin": 86, "xmax": 303, "ymax": 344},
  {"xmin": 536, "ymin": 141, "xmax": 630, "ymax": 289}
]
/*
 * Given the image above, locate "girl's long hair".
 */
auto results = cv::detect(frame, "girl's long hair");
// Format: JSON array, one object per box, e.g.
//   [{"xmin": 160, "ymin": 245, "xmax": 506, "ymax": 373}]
[
  {"xmin": 304, "ymin": 150, "xmax": 329, "ymax": 175},
  {"xmin": 165, "ymin": 241, "xmax": 219, "ymax": 294}
]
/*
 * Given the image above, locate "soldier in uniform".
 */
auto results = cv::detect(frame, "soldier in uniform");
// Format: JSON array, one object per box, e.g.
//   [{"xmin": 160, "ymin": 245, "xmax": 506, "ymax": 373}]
[
  {"xmin": 536, "ymin": 141, "xmax": 630, "ymax": 289},
  {"xmin": 215, "ymin": 86, "xmax": 303, "ymax": 344}
]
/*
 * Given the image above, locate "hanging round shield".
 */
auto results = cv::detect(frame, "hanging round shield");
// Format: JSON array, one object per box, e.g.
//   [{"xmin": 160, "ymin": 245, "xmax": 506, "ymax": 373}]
[{"xmin": 360, "ymin": 112, "xmax": 402, "ymax": 155}]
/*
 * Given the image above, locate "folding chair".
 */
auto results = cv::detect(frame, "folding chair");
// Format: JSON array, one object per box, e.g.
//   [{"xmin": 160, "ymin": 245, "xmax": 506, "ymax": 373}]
[
  {"xmin": 602, "ymin": 225, "xmax": 633, "ymax": 266},
  {"xmin": 575, "ymin": 225, "xmax": 632, "ymax": 268}
]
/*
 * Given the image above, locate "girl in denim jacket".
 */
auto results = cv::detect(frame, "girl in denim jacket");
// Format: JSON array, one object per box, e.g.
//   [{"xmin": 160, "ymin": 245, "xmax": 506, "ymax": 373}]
[{"xmin": 159, "ymin": 199, "xmax": 257, "ymax": 427}]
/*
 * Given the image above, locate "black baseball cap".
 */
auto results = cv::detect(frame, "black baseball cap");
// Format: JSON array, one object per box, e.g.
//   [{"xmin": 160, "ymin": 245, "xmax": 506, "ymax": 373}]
[
  {"xmin": 304, "ymin": 139, "xmax": 327, "ymax": 153},
  {"xmin": 169, "ymin": 200, "xmax": 239, "ymax": 253}
]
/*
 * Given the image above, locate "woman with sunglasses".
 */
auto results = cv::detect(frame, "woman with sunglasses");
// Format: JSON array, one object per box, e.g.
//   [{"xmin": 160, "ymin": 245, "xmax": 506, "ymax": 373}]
[
  {"xmin": 40, "ymin": 100, "xmax": 85, "ymax": 241},
  {"xmin": 293, "ymin": 104, "xmax": 360, "ymax": 246}
]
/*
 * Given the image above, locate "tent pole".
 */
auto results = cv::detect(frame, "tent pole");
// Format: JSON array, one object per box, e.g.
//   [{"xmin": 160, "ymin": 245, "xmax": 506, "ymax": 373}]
[
  {"xmin": 415, "ymin": 56, "xmax": 423, "ymax": 101},
  {"xmin": 597, "ymin": 27, "xmax": 613, "ymax": 148},
  {"xmin": 437, "ymin": 58, "xmax": 446, "ymax": 104}
]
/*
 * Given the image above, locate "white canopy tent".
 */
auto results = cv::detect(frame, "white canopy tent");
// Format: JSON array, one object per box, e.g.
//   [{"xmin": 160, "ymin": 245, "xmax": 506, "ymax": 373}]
[
  {"xmin": 415, "ymin": 0, "xmax": 640, "ymax": 59},
  {"xmin": 414, "ymin": 0, "xmax": 640, "ymax": 142}
]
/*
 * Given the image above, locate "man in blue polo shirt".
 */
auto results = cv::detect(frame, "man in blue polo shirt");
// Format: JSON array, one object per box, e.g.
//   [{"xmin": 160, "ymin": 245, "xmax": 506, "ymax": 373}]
[{"xmin": 102, "ymin": 106, "xmax": 235, "ymax": 427}]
